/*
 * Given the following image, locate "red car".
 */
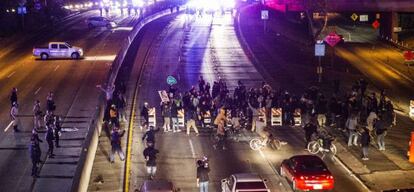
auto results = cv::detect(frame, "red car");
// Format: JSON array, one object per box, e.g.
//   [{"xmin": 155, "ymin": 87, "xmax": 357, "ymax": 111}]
[{"xmin": 280, "ymin": 155, "xmax": 334, "ymax": 191}]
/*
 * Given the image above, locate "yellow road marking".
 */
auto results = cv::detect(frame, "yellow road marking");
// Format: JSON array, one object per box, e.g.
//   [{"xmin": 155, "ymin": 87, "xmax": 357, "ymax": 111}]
[{"xmin": 124, "ymin": 85, "xmax": 138, "ymax": 192}]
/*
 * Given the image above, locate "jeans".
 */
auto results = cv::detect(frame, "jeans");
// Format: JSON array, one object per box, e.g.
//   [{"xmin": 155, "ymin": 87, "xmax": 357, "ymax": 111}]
[
  {"xmin": 110, "ymin": 145, "xmax": 125, "ymax": 162},
  {"xmin": 163, "ymin": 117, "xmax": 171, "ymax": 131},
  {"xmin": 377, "ymin": 132, "xmax": 386, "ymax": 150},
  {"xmin": 199, "ymin": 181, "xmax": 209, "ymax": 192},
  {"xmin": 186, "ymin": 119, "xmax": 199, "ymax": 135},
  {"xmin": 362, "ymin": 146, "xmax": 369, "ymax": 158},
  {"xmin": 147, "ymin": 166, "xmax": 157, "ymax": 177},
  {"xmin": 348, "ymin": 130, "xmax": 358, "ymax": 146},
  {"xmin": 171, "ymin": 117, "xmax": 178, "ymax": 132}
]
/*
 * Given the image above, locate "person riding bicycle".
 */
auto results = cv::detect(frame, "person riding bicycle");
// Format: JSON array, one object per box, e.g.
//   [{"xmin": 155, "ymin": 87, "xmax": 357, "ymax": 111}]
[
  {"xmin": 256, "ymin": 118, "xmax": 270, "ymax": 145},
  {"xmin": 319, "ymin": 131, "xmax": 335, "ymax": 152}
]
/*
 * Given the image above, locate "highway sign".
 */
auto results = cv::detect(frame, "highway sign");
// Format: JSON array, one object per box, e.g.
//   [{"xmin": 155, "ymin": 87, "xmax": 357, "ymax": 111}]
[
  {"xmin": 351, "ymin": 13, "xmax": 358, "ymax": 21},
  {"xmin": 261, "ymin": 10, "xmax": 269, "ymax": 20},
  {"xmin": 404, "ymin": 50, "xmax": 414, "ymax": 62},
  {"xmin": 359, "ymin": 15, "xmax": 368, "ymax": 22},
  {"xmin": 315, "ymin": 43, "xmax": 325, "ymax": 56},
  {"xmin": 324, "ymin": 32, "xmax": 341, "ymax": 47},
  {"xmin": 17, "ymin": 6, "xmax": 27, "ymax": 15},
  {"xmin": 372, "ymin": 20, "xmax": 380, "ymax": 29},
  {"xmin": 166, "ymin": 75, "xmax": 177, "ymax": 85}
]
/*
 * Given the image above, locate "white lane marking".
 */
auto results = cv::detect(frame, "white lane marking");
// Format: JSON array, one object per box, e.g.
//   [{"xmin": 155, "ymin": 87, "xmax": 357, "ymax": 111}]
[
  {"xmin": 7, "ymin": 71, "xmax": 16, "ymax": 78},
  {"xmin": 4, "ymin": 121, "xmax": 13, "ymax": 132},
  {"xmin": 258, "ymin": 148, "xmax": 292, "ymax": 191},
  {"xmin": 189, "ymin": 139, "xmax": 196, "ymax": 159},
  {"xmin": 34, "ymin": 87, "xmax": 41, "ymax": 95},
  {"xmin": 61, "ymin": 127, "xmax": 79, "ymax": 132},
  {"xmin": 54, "ymin": 65, "xmax": 60, "ymax": 72},
  {"xmin": 332, "ymin": 156, "xmax": 370, "ymax": 191}
]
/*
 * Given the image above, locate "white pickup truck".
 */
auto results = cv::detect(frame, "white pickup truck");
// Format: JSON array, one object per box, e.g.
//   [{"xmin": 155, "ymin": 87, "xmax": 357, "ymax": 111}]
[{"xmin": 33, "ymin": 42, "xmax": 84, "ymax": 60}]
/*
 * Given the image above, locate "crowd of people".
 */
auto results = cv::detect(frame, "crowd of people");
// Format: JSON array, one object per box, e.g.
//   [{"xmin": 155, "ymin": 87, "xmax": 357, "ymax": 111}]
[
  {"xmin": 8, "ymin": 88, "xmax": 62, "ymax": 177},
  {"xmin": 142, "ymin": 76, "xmax": 396, "ymax": 162}
]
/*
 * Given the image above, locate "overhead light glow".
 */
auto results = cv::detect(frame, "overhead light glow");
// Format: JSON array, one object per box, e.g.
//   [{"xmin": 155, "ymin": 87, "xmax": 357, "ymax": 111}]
[{"xmin": 132, "ymin": 0, "xmax": 144, "ymax": 7}]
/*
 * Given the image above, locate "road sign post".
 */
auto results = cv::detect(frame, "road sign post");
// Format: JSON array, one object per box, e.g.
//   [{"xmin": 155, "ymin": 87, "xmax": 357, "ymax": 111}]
[
  {"xmin": 261, "ymin": 10, "xmax": 269, "ymax": 33},
  {"xmin": 166, "ymin": 75, "xmax": 177, "ymax": 85},
  {"xmin": 351, "ymin": 13, "xmax": 358, "ymax": 27},
  {"xmin": 17, "ymin": 6, "xmax": 27, "ymax": 29},
  {"xmin": 315, "ymin": 42, "xmax": 325, "ymax": 83}
]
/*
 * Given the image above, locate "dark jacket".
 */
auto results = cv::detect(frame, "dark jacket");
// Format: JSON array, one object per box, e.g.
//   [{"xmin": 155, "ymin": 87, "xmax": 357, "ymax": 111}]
[
  {"xmin": 142, "ymin": 129, "xmax": 157, "ymax": 143},
  {"xmin": 143, "ymin": 146, "xmax": 159, "ymax": 166},
  {"xmin": 304, "ymin": 123, "xmax": 317, "ymax": 136},
  {"xmin": 361, "ymin": 131, "xmax": 370, "ymax": 147},
  {"xmin": 45, "ymin": 127, "xmax": 54, "ymax": 141},
  {"xmin": 374, "ymin": 119, "xmax": 387, "ymax": 135},
  {"xmin": 111, "ymin": 130, "xmax": 125, "ymax": 146},
  {"xmin": 197, "ymin": 166, "xmax": 210, "ymax": 182}
]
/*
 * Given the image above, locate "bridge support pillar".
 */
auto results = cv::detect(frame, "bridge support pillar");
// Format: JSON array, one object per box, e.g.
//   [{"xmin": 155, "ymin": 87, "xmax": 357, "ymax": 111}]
[{"xmin": 379, "ymin": 11, "xmax": 399, "ymax": 42}]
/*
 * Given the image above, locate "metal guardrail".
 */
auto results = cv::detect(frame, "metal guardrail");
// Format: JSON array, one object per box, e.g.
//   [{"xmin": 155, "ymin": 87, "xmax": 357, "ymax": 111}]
[{"xmin": 70, "ymin": 6, "xmax": 180, "ymax": 192}]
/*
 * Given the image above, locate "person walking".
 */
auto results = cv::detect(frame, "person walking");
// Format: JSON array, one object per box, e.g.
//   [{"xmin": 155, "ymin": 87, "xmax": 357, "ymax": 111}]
[
  {"xmin": 110, "ymin": 126, "xmax": 125, "ymax": 163},
  {"xmin": 33, "ymin": 100, "xmax": 43, "ymax": 130},
  {"xmin": 161, "ymin": 102, "xmax": 171, "ymax": 132},
  {"xmin": 45, "ymin": 122, "xmax": 55, "ymax": 158},
  {"xmin": 143, "ymin": 141, "xmax": 159, "ymax": 179},
  {"xmin": 10, "ymin": 102, "xmax": 20, "ymax": 132},
  {"xmin": 186, "ymin": 109, "xmax": 200, "ymax": 136},
  {"xmin": 109, "ymin": 104, "xmax": 119, "ymax": 127},
  {"xmin": 248, "ymin": 102, "xmax": 260, "ymax": 132},
  {"xmin": 375, "ymin": 116, "xmax": 387, "ymax": 151},
  {"xmin": 346, "ymin": 114, "xmax": 359, "ymax": 147},
  {"xmin": 315, "ymin": 95, "xmax": 328, "ymax": 128},
  {"xmin": 361, "ymin": 128, "xmax": 370, "ymax": 160},
  {"xmin": 46, "ymin": 92, "xmax": 56, "ymax": 113},
  {"xmin": 29, "ymin": 130, "xmax": 42, "ymax": 177},
  {"xmin": 170, "ymin": 100, "xmax": 180, "ymax": 133},
  {"xmin": 54, "ymin": 116, "xmax": 62, "ymax": 148},
  {"xmin": 115, "ymin": 92, "xmax": 127, "ymax": 122},
  {"xmin": 196, "ymin": 159, "xmax": 210, "ymax": 192},
  {"xmin": 142, "ymin": 126, "xmax": 158, "ymax": 145},
  {"xmin": 10, "ymin": 87, "xmax": 18, "ymax": 107},
  {"xmin": 141, "ymin": 102, "xmax": 150, "ymax": 128}
]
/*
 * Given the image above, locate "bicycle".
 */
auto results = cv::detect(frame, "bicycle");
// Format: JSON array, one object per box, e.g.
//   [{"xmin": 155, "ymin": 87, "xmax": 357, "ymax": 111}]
[
  {"xmin": 307, "ymin": 137, "xmax": 337, "ymax": 156},
  {"xmin": 249, "ymin": 135, "xmax": 286, "ymax": 151}
]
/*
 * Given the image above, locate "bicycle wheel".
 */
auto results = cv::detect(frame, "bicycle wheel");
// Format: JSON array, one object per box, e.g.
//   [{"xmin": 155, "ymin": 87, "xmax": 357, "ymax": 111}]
[
  {"xmin": 307, "ymin": 141, "xmax": 320, "ymax": 154},
  {"xmin": 270, "ymin": 139, "xmax": 282, "ymax": 150},
  {"xmin": 249, "ymin": 138, "xmax": 262, "ymax": 151},
  {"xmin": 330, "ymin": 144, "xmax": 337, "ymax": 156}
]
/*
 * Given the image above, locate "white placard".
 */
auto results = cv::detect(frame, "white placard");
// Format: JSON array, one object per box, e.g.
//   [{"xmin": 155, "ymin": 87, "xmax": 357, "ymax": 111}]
[{"xmin": 359, "ymin": 15, "xmax": 369, "ymax": 22}]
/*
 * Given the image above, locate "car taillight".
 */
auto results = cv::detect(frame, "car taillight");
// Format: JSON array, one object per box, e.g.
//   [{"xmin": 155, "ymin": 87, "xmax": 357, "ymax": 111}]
[
  {"xmin": 326, "ymin": 175, "xmax": 333, "ymax": 179},
  {"xmin": 299, "ymin": 176, "xmax": 308, "ymax": 180}
]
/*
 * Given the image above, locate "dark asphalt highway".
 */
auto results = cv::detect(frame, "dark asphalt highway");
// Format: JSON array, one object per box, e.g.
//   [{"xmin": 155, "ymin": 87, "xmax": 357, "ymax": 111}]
[
  {"xmin": 0, "ymin": 9, "xmax": 142, "ymax": 191},
  {"xmin": 124, "ymin": 12, "xmax": 366, "ymax": 192}
]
